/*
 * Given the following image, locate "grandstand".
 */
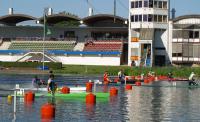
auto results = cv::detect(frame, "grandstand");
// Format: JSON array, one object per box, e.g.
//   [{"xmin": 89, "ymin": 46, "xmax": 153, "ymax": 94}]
[
  {"xmin": 0, "ymin": 11, "xmax": 128, "ymax": 66},
  {"xmin": 8, "ymin": 41, "xmax": 76, "ymax": 51},
  {"xmin": 84, "ymin": 40, "xmax": 123, "ymax": 52}
]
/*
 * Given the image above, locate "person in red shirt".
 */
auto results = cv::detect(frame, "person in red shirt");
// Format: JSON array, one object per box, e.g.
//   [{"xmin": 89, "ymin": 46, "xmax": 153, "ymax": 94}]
[{"xmin": 103, "ymin": 71, "xmax": 111, "ymax": 84}]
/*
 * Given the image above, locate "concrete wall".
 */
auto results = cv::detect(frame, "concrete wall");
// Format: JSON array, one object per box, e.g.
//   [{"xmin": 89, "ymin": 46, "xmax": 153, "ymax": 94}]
[
  {"xmin": 53, "ymin": 56, "xmax": 121, "ymax": 66},
  {"xmin": 0, "ymin": 54, "xmax": 121, "ymax": 66},
  {"xmin": 0, "ymin": 55, "xmax": 22, "ymax": 61}
]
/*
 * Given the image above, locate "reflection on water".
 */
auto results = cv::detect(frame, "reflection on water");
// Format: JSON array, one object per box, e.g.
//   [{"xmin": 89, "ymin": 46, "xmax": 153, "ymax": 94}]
[
  {"xmin": 127, "ymin": 81, "xmax": 200, "ymax": 122},
  {"xmin": 0, "ymin": 74, "xmax": 200, "ymax": 121}
]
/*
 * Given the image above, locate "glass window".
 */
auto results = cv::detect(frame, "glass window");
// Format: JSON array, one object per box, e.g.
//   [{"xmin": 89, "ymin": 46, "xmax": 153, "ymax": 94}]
[
  {"xmin": 163, "ymin": 15, "xmax": 167, "ymax": 22},
  {"xmin": 139, "ymin": 1, "xmax": 142, "ymax": 8},
  {"xmin": 154, "ymin": 1, "xmax": 158, "ymax": 8},
  {"xmin": 163, "ymin": 1, "xmax": 167, "ymax": 9},
  {"xmin": 194, "ymin": 31, "xmax": 199, "ymax": 38},
  {"xmin": 135, "ymin": 1, "xmax": 139, "ymax": 8},
  {"xmin": 158, "ymin": 1, "xmax": 162, "ymax": 8},
  {"xmin": 148, "ymin": 14, "xmax": 153, "ymax": 22},
  {"xmin": 135, "ymin": 15, "xmax": 138, "ymax": 22},
  {"xmin": 154, "ymin": 15, "xmax": 158, "ymax": 22},
  {"xmin": 139, "ymin": 15, "xmax": 142, "ymax": 21},
  {"xmin": 144, "ymin": 0, "xmax": 148, "ymax": 7},
  {"xmin": 149, "ymin": 0, "xmax": 153, "ymax": 8},
  {"xmin": 131, "ymin": 2, "xmax": 135, "ymax": 8},
  {"xmin": 143, "ymin": 14, "xmax": 148, "ymax": 22},
  {"xmin": 131, "ymin": 15, "xmax": 135, "ymax": 22},
  {"xmin": 189, "ymin": 31, "xmax": 193, "ymax": 38},
  {"xmin": 158, "ymin": 15, "xmax": 162, "ymax": 22}
]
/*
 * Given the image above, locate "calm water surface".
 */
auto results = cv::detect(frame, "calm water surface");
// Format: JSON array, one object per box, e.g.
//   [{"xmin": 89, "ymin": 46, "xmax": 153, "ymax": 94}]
[{"xmin": 0, "ymin": 74, "xmax": 200, "ymax": 122}]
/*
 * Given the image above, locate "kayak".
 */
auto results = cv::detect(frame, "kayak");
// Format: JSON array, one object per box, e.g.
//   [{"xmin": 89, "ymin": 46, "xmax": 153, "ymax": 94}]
[{"xmin": 141, "ymin": 84, "xmax": 200, "ymax": 88}]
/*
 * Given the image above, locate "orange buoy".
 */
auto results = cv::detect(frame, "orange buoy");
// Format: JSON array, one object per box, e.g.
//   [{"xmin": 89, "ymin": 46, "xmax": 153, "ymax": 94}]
[
  {"xmin": 135, "ymin": 82, "xmax": 141, "ymax": 86},
  {"xmin": 86, "ymin": 82, "xmax": 93, "ymax": 92},
  {"xmin": 41, "ymin": 103, "xmax": 55, "ymax": 120},
  {"xmin": 125, "ymin": 84, "xmax": 132, "ymax": 90},
  {"xmin": 24, "ymin": 91, "xmax": 35, "ymax": 102},
  {"xmin": 110, "ymin": 87, "xmax": 118, "ymax": 96},
  {"xmin": 61, "ymin": 86, "xmax": 70, "ymax": 94},
  {"xmin": 86, "ymin": 93, "xmax": 96, "ymax": 104},
  {"xmin": 144, "ymin": 79, "xmax": 149, "ymax": 84}
]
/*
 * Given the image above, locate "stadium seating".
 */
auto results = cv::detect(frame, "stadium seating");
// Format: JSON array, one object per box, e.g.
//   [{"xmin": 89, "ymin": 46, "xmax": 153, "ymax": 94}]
[
  {"xmin": 83, "ymin": 40, "xmax": 123, "ymax": 52},
  {"xmin": 8, "ymin": 41, "xmax": 76, "ymax": 51}
]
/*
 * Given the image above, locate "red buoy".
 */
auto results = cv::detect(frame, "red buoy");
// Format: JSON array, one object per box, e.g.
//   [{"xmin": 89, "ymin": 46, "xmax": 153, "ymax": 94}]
[
  {"xmin": 41, "ymin": 103, "xmax": 55, "ymax": 120},
  {"xmin": 135, "ymin": 82, "xmax": 141, "ymax": 86},
  {"xmin": 61, "ymin": 86, "xmax": 70, "ymax": 94},
  {"xmin": 125, "ymin": 84, "xmax": 132, "ymax": 90},
  {"xmin": 86, "ymin": 82, "xmax": 93, "ymax": 92},
  {"xmin": 24, "ymin": 91, "xmax": 35, "ymax": 102},
  {"xmin": 86, "ymin": 93, "xmax": 96, "ymax": 104},
  {"xmin": 144, "ymin": 79, "xmax": 149, "ymax": 84},
  {"xmin": 110, "ymin": 87, "xmax": 118, "ymax": 96}
]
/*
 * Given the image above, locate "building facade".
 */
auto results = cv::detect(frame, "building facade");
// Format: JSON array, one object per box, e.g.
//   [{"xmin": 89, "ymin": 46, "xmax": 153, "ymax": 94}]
[
  {"xmin": 170, "ymin": 15, "xmax": 200, "ymax": 66},
  {"xmin": 128, "ymin": 0, "xmax": 170, "ymax": 66}
]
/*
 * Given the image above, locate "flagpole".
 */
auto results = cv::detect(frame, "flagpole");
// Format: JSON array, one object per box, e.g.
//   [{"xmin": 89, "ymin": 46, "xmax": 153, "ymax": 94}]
[{"xmin": 43, "ymin": 8, "xmax": 47, "ymax": 70}]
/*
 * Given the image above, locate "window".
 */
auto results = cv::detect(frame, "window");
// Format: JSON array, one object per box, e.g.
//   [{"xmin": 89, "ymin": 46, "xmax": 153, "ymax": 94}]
[
  {"xmin": 144, "ymin": 0, "xmax": 148, "ymax": 7},
  {"xmin": 163, "ymin": 1, "xmax": 167, "ymax": 9},
  {"xmin": 143, "ymin": 15, "xmax": 148, "ymax": 22},
  {"xmin": 155, "ymin": 47, "xmax": 166, "ymax": 50},
  {"xmin": 158, "ymin": 1, "xmax": 162, "ymax": 8},
  {"xmin": 154, "ymin": 15, "xmax": 158, "ymax": 22},
  {"xmin": 139, "ymin": 15, "xmax": 142, "ymax": 21},
  {"xmin": 163, "ymin": 15, "xmax": 167, "ymax": 22},
  {"xmin": 189, "ymin": 31, "xmax": 193, "ymax": 38},
  {"xmin": 149, "ymin": 0, "xmax": 153, "ymax": 8},
  {"xmin": 158, "ymin": 15, "xmax": 162, "ymax": 22},
  {"xmin": 131, "ymin": 15, "xmax": 135, "ymax": 22},
  {"xmin": 135, "ymin": 1, "xmax": 139, "ymax": 8},
  {"xmin": 131, "ymin": 2, "xmax": 135, "ymax": 8},
  {"xmin": 154, "ymin": 1, "xmax": 158, "ymax": 8},
  {"xmin": 139, "ymin": 1, "xmax": 142, "ymax": 7},
  {"xmin": 135, "ymin": 15, "xmax": 139, "ymax": 22},
  {"xmin": 194, "ymin": 31, "xmax": 199, "ymax": 38},
  {"xmin": 148, "ymin": 14, "xmax": 153, "ymax": 22}
]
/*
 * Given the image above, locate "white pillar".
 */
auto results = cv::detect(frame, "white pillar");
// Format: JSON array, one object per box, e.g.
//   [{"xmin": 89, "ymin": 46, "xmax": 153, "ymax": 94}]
[{"xmin": 9, "ymin": 8, "xmax": 13, "ymax": 15}]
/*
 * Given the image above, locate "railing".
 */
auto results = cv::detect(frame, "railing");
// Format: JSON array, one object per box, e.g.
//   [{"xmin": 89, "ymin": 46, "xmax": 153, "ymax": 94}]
[{"xmin": 0, "ymin": 37, "xmax": 78, "ymax": 42}]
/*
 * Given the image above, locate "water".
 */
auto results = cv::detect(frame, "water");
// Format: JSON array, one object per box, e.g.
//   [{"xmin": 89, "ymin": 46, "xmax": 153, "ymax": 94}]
[{"xmin": 0, "ymin": 74, "xmax": 200, "ymax": 122}]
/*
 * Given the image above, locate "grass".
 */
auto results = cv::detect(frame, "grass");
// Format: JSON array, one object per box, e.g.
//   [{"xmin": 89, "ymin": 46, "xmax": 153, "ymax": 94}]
[{"xmin": 53, "ymin": 65, "xmax": 200, "ymax": 78}]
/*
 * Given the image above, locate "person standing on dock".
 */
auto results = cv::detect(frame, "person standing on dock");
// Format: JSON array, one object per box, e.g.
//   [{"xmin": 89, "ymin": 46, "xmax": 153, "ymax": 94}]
[
  {"xmin": 32, "ymin": 75, "xmax": 40, "ymax": 88},
  {"xmin": 47, "ymin": 74, "xmax": 57, "ymax": 96},
  {"xmin": 118, "ymin": 69, "xmax": 126, "ymax": 83},
  {"xmin": 168, "ymin": 72, "xmax": 173, "ymax": 82},
  {"xmin": 188, "ymin": 72, "xmax": 198, "ymax": 86}
]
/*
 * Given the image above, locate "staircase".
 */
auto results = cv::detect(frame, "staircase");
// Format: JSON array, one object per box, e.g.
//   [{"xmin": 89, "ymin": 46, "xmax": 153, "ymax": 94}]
[
  {"xmin": 73, "ymin": 42, "xmax": 85, "ymax": 51},
  {"xmin": 0, "ymin": 42, "xmax": 11, "ymax": 49}
]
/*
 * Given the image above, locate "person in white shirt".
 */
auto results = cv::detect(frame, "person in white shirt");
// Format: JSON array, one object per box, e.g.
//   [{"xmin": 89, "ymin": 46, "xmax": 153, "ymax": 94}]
[{"xmin": 188, "ymin": 72, "xmax": 198, "ymax": 86}]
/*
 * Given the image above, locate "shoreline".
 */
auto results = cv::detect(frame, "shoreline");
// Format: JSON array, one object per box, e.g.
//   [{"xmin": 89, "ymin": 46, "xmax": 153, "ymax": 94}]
[{"xmin": 0, "ymin": 67, "xmax": 49, "ymax": 75}]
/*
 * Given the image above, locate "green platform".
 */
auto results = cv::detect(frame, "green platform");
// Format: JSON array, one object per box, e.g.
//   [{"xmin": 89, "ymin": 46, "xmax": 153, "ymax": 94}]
[{"xmin": 20, "ymin": 92, "xmax": 110, "ymax": 102}]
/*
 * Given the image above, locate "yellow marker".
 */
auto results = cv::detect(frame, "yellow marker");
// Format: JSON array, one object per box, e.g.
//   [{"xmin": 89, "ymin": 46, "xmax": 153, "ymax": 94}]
[{"xmin": 7, "ymin": 95, "xmax": 12, "ymax": 104}]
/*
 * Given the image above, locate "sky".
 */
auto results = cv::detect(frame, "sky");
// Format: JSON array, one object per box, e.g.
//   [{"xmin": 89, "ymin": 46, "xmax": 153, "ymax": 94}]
[{"xmin": 0, "ymin": 0, "xmax": 199, "ymax": 18}]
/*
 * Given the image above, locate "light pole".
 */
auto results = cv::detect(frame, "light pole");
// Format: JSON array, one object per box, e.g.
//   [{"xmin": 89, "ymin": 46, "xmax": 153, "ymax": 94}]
[{"xmin": 43, "ymin": 8, "xmax": 48, "ymax": 70}]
